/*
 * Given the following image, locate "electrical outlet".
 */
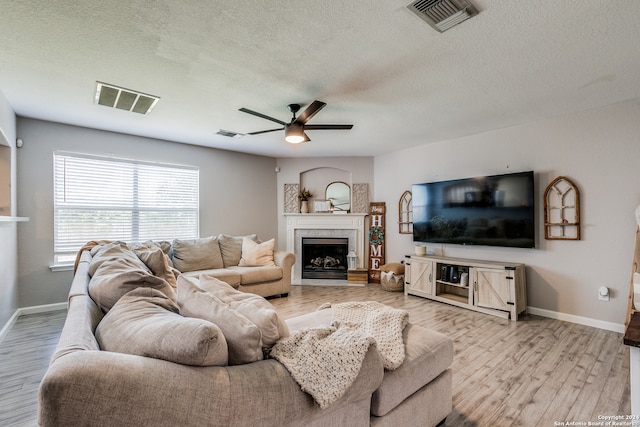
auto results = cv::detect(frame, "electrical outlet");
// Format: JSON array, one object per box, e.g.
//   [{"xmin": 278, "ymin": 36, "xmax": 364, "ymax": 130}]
[{"xmin": 599, "ymin": 286, "xmax": 610, "ymax": 301}]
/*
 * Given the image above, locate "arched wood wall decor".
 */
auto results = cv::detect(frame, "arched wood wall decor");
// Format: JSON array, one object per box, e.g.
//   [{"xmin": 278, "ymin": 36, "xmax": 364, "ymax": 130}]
[
  {"xmin": 544, "ymin": 176, "xmax": 580, "ymax": 240},
  {"xmin": 398, "ymin": 190, "xmax": 413, "ymax": 234}
]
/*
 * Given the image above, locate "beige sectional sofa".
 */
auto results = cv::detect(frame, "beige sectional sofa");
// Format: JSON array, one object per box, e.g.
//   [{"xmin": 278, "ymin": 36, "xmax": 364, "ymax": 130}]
[
  {"xmin": 38, "ymin": 245, "xmax": 453, "ymax": 427},
  {"xmin": 128, "ymin": 234, "xmax": 294, "ymax": 298}
]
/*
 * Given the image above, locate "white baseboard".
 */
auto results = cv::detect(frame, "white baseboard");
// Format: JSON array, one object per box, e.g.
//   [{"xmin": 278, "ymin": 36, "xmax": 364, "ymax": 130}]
[
  {"xmin": 0, "ymin": 310, "xmax": 20, "ymax": 345},
  {"xmin": 17, "ymin": 302, "xmax": 67, "ymax": 316},
  {"xmin": 527, "ymin": 306, "xmax": 625, "ymax": 334},
  {"xmin": 0, "ymin": 302, "xmax": 67, "ymax": 345}
]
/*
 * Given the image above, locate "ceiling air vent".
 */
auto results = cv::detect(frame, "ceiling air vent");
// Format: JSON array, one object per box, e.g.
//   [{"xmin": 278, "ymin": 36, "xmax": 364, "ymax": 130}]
[
  {"xmin": 95, "ymin": 82, "xmax": 160, "ymax": 115},
  {"xmin": 216, "ymin": 129, "xmax": 244, "ymax": 138},
  {"xmin": 407, "ymin": 0, "xmax": 479, "ymax": 32}
]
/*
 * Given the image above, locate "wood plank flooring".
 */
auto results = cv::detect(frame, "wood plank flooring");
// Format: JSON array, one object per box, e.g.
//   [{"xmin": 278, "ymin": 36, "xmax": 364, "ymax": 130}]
[
  {"xmin": 0, "ymin": 284, "xmax": 631, "ymax": 427},
  {"xmin": 0, "ymin": 309, "xmax": 66, "ymax": 427}
]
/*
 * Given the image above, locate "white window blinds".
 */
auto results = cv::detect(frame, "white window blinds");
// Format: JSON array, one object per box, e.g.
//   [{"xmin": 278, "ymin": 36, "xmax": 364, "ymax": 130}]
[{"xmin": 53, "ymin": 152, "xmax": 199, "ymax": 261}]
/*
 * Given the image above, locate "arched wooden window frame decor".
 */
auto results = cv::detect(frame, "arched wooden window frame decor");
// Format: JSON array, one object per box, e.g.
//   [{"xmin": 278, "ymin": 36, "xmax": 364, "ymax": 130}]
[
  {"xmin": 398, "ymin": 190, "xmax": 413, "ymax": 234},
  {"xmin": 544, "ymin": 176, "xmax": 580, "ymax": 240}
]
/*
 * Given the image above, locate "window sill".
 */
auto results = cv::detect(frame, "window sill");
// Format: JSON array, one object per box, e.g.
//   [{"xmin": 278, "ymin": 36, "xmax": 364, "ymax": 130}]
[
  {"xmin": 49, "ymin": 264, "xmax": 74, "ymax": 272},
  {"xmin": 0, "ymin": 216, "xmax": 29, "ymax": 222}
]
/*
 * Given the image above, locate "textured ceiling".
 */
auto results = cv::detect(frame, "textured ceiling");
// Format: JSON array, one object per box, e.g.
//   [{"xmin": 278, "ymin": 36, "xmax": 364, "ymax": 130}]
[{"xmin": 1, "ymin": 0, "xmax": 639, "ymax": 157}]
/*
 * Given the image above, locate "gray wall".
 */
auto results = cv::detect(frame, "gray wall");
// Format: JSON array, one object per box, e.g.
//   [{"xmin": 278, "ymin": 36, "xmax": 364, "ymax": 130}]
[
  {"xmin": 16, "ymin": 119, "xmax": 278, "ymax": 308},
  {"xmin": 0, "ymin": 90, "xmax": 18, "ymax": 328},
  {"xmin": 375, "ymin": 98, "xmax": 640, "ymax": 330}
]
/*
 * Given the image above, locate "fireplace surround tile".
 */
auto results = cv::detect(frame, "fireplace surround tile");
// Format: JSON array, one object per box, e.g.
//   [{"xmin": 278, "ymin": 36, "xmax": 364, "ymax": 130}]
[{"xmin": 285, "ymin": 213, "xmax": 367, "ymax": 283}]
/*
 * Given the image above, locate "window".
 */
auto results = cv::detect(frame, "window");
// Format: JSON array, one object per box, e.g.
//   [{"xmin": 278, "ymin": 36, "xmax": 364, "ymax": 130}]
[{"xmin": 53, "ymin": 152, "xmax": 199, "ymax": 264}]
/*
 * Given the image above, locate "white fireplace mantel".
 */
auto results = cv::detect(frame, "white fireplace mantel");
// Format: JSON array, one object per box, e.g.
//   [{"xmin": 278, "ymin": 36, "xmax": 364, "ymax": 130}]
[{"xmin": 285, "ymin": 213, "xmax": 368, "ymax": 282}]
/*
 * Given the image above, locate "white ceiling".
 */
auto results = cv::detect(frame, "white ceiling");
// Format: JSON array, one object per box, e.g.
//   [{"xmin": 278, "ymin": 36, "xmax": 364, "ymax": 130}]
[{"xmin": 1, "ymin": 0, "xmax": 639, "ymax": 158}]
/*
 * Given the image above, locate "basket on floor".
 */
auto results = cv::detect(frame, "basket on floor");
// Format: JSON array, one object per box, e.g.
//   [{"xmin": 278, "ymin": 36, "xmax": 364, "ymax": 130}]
[
  {"xmin": 381, "ymin": 273, "xmax": 404, "ymax": 292},
  {"xmin": 380, "ymin": 263, "xmax": 405, "ymax": 292}
]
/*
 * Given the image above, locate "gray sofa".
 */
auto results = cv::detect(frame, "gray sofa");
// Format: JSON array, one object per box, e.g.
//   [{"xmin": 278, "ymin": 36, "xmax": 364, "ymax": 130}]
[{"xmin": 38, "ymin": 250, "xmax": 453, "ymax": 427}]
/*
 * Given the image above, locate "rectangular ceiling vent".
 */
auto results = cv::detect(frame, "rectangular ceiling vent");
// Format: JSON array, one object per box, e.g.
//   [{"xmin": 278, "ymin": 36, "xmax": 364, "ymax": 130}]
[
  {"xmin": 407, "ymin": 0, "xmax": 479, "ymax": 33},
  {"xmin": 216, "ymin": 129, "xmax": 245, "ymax": 138},
  {"xmin": 95, "ymin": 82, "xmax": 160, "ymax": 115}
]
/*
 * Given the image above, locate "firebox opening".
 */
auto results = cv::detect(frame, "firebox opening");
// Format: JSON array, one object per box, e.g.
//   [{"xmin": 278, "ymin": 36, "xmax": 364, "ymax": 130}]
[{"xmin": 302, "ymin": 237, "xmax": 349, "ymax": 280}]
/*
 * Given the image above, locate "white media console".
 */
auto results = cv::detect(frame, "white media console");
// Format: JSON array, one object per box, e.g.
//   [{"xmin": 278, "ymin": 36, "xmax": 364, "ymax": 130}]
[{"xmin": 404, "ymin": 254, "xmax": 527, "ymax": 321}]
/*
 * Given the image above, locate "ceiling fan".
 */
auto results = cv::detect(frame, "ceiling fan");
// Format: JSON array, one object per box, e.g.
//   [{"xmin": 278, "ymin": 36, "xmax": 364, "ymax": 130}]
[{"xmin": 239, "ymin": 100, "xmax": 353, "ymax": 144}]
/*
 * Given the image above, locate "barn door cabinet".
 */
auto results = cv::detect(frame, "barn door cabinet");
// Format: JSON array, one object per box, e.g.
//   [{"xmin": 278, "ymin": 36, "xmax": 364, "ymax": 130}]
[{"xmin": 405, "ymin": 255, "xmax": 527, "ymax": 320}]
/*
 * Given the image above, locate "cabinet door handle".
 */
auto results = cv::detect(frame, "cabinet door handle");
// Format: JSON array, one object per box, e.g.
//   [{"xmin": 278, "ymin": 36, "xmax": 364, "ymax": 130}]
[{"xmin": 429, "ymin": 273, "xmax": 432, "ymax": 282}]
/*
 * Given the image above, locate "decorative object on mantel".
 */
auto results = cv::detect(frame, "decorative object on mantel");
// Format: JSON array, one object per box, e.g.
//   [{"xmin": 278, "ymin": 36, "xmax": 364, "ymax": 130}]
[
  {"xmin": 368, "ymin": 202, "xmax": 386, "ymax": 283},
  {"xmin": 313, "ymin": 199, "xmax": 332, "ymax": 213},
  {"xmin": 351, "ymin": 183, "xmax": 369, "ymax": 214},
  {"xmin": 284, "ymin": 184, "xmax": 299, "ymax": 213},
  {"xmin": 544, "ymin": 176, "xmax": 580, "ymax": 240},
  {"xmin": 325, "ymin": 181, "xmax": 350, "ymax": 213},
  {"xmin": 398, "ymin": 190, "xmax": 413, "ymax": 234},
  {"xmin": 299, "ymin": 187, "xmax": 312, "ymax": 213}
]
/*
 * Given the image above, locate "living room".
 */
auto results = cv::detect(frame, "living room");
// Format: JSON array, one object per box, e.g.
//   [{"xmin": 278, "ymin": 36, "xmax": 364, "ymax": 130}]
[{"xmin": 1, "ymin": 1, "xmax": 640, "ymax": 425}]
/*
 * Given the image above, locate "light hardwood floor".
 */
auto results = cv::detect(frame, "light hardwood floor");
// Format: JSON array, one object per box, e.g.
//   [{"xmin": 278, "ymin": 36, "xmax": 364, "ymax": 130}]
[{"xmin": 0, "ymin": 283, "xmax": 631, "ymax": 427}]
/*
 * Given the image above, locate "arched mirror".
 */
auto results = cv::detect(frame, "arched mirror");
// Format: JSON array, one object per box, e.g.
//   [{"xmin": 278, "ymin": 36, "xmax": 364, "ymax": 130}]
[{"xmin": 326, "ymin": 181, "xmax": 350, "ymax": 212}]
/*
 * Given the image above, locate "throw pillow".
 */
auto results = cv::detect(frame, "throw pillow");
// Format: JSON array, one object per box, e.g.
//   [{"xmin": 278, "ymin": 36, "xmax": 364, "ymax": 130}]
[
  {"xmin": 177, "ymin": 275, "xmax": 263, "ymax": 365},
  {"xmin": 88, "ymin": 242, "xmax": 176, "ymax": 313},
  {"xmin": 218, "ymin": 234, "xmax": 257, "ymax": 267},
  {"xmin": 131, "ymin": 241, "xmax": 178, "ymax": 288},
  {"xmin": 95, "ymin": 287, "xmax": 228, "ymax": 366},
  {"xmin": 172, "ymin": 236, "xmax": 224, "ymax": 273},
  {"xmin": 238, "ymin": 237, "xmax": 276, "ymax": 267},
  {"xmin": 196, "ymin": 275, "xmax": 289, "ymax": 347}
]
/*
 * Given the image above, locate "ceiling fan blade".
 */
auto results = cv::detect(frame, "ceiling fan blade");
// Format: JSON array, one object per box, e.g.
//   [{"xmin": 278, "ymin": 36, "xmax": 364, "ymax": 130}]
[
  {"xmin": 304, "ymin": 124, "xmax": 354, "ymax": 130},
  {"xmin": 294, "ymin": 100, "xmax": 326, "ymax": 125},
  {"xmin": 239, "ymin": 108, "xmax": 287, "ymax": 126},
  {"xmin": 247, "ymin": 127, "xmax": 284, "ymax": 135}
]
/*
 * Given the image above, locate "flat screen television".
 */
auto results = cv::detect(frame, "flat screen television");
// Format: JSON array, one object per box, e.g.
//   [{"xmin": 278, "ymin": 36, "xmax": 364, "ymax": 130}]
[{"xmin": 412, "ymin": 171, "xmax": 535, "ymax": 248}]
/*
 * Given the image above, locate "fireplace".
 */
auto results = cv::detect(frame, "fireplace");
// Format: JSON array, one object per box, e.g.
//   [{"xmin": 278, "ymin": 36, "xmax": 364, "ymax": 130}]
[
  {"xmin": 285, "ymin": 213, "xmax": 367, "ymax": 283},
  {"xmin": 302, "ymin": 237, "xmax": 348, "ymax": 280}
]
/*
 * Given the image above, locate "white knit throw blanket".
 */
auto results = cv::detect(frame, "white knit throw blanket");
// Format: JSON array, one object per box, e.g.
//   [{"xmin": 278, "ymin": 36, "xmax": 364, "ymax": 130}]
[{"xmin": 270, "ymin": 301, "xmax": 408, "ymax": 409}]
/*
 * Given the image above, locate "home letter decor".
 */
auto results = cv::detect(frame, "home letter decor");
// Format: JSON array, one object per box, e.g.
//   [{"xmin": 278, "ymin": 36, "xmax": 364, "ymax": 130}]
[{"xmin": 368, "ymin": 202, "xmax": 386, "ymax": 283}]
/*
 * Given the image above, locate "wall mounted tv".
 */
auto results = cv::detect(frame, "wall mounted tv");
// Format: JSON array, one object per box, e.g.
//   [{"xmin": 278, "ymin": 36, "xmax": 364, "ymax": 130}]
[{"xmin": 412, "ymin": 171, "xmax": 535, "ymax": 248}]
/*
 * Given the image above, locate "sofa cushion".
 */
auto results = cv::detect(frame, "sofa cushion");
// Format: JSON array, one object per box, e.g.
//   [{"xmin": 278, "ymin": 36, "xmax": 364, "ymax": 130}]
[
  {"xmin": 95, "ymin": 287, "xmax": 228, "ymax": 366},
  {"xmin": 177, "ymin": 275, "xmax": 264, "ymax": 365},
  {"xmin": 218, "ymin": 234, "xmax": 257, "ymax": 267},
  {"xmin": 195, "ymin": 275, "xmax": 289, "ymax": 347},
  {"xmin": 88, "ymin": 242, "xmax": 176, "ymax": 313},
  {"xmin": 238, "ymin": 237, "xmax": 275, "ymax": 267},
  {"xmin": 181, "ymin": 270, "xmax": 242, "ymax": 288},
  {"xmin": 131, "ymin": 241, "xmax": 178, "ymax": 288},
  {"xmin": 172, "ymin": 236, "xmax": 224, "ymax": 273},
  {"xmin": 370, "ymin": 324, "xmax": 454, "ymax": 417},
  {"xmin": 229, "ymin": 266, "xmax": 283, "ymax": 285}
]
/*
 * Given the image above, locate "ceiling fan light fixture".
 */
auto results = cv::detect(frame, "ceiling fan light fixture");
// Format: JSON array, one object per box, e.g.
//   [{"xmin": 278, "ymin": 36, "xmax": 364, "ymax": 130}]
[{"xmin": 284, "ymin": 123, "xmax": 306, "ymax": 144}]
